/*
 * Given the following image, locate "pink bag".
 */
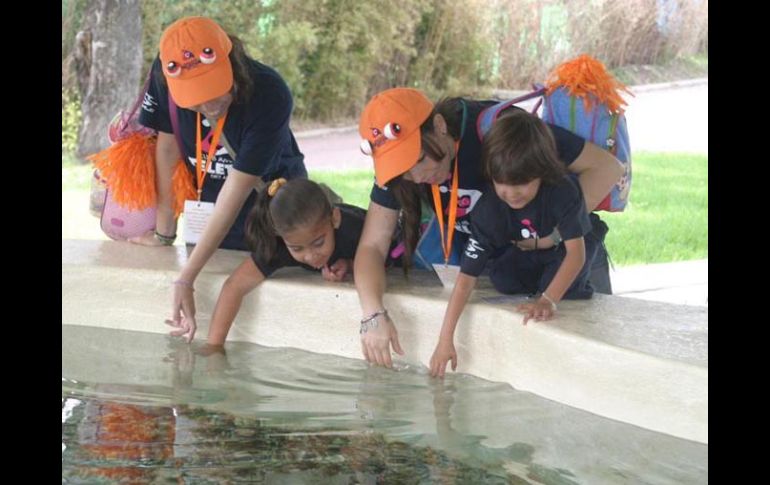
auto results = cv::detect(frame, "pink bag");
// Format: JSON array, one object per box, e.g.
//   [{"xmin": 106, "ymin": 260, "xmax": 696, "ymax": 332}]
[
  {"xmin": 99, "ymin": 189, "xmax": 157, "ymax": 241},
  {"xmin": 90, "ymin": 72, "xmax": 183, "ymax": 241},
  {"xmin": 91, "ymin": 168, "xmax": 155, "ymax": 241}
]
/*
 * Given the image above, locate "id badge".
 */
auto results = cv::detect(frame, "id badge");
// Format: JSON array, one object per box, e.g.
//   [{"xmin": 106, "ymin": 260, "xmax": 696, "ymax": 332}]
[
  {"xmin": 432, "ymin": 263, "xmax": 461, "ymax": 288},
  {"xmin": 183, "ymin": 200, "xmax": 215, "ymax": 245}
]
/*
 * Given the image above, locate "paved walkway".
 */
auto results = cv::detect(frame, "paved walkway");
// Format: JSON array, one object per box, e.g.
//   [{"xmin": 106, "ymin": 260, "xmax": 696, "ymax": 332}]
[
  {"xmin": 295, "ymin": 78, "xmax": 708, "ymax": 172},
  {"xmin": 611, "ymin": 259, "xmax": 707, "ymax": 307}
]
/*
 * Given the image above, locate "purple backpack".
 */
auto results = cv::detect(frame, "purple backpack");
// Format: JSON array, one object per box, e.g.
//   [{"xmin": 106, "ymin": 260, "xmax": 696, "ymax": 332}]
[{"xmin": 476, "ymin": 83, "xmax": 632, "ymax": 212}]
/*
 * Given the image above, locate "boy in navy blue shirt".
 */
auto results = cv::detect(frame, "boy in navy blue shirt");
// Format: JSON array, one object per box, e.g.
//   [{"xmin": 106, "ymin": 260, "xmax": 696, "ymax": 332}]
[{"xmin": 430, "ymin": 110, "xmax": 595, "ymax": 378}]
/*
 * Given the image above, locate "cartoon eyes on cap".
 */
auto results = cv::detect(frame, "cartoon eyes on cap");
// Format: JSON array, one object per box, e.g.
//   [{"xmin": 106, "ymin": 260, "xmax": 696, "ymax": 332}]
[
  {"xmin": 166, "ymin": 61, "xmax": 181, "ymax": 77},
  {"xmin": 383, "ymin": 123, "xmax": 401, "ymax": 140},
  {"xmin": 166, "ymin": 47, "xmax": 217, "ymax": 76},
  {"xmin": 360, "ymin": 139, "xmax": 373, "ymax": 156},
  {"xmin": 360, "ymin": 122, "xmax": 402, "ymax": 155},
  {"xmin": 200, "ymin": 47, "xmax": 216, "ymax": 64}
]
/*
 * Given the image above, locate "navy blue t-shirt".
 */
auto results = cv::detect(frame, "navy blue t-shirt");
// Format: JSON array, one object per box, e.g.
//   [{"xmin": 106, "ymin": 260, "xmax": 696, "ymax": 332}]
[
  {"xmin": 139, "ymin": 57, "xmax": 307, "ymax": 250},
  {"xmin": 250, "ymin": 204, "xmax": 367, "ymax": 277},
  {"xmin": 460, "ymin": 176, "xmax": 591, "ymax": 277},
  {"xmin": 369, "ymin": 101, "xmax": 585, "ymax": 235}
]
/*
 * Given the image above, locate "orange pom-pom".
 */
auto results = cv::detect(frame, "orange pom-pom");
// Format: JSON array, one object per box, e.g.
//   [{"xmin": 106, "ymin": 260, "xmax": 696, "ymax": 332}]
[
  {"xmin": 87, "ymin": 133, "xmax": 157, "ymax": 210},
  {"xmin": 172, "ymin": 163, "xmax": 196, "ymax": 217},
  {"xmin": 89, "ymin": 133, "xmax": 197, "ymax": 216},
  {"xmin": 545, "ymin": 54, "xmax": 634, "ymax": 114}
]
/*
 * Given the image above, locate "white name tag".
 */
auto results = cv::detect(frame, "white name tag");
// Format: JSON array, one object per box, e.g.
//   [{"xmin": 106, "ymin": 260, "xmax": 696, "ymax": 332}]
[
  {"xmin": 432, "ymin": 263, "xmax": 461, "ymax": 288},
  {"xmin": 183, "ymin": 200, "xmax": 215, "ymax": 245}
]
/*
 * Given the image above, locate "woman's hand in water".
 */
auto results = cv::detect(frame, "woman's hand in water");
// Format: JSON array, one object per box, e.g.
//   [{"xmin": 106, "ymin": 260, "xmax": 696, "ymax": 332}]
[
  {"xmin": 360, "ymin": 312, "xmax": 404, "ymax": 368},
  {"xmin": 429, "ymin": 337, "xmax": 458, "ymax": 378},
  {"xmin": 166, "ymin": 280, "xmax": 197, "ymax": 343},
  {"xmin": 322, "ymin": 259, "xmax": 351, "ymax": 282}
]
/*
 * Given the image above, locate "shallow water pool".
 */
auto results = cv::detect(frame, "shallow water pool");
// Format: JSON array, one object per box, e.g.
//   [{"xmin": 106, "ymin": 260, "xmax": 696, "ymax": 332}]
[{"xmin": 62, "ymin": 325, "xmax": 707, "ymax": 484}]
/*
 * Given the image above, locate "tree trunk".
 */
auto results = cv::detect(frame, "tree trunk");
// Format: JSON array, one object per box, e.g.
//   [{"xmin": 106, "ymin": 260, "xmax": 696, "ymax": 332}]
[{"xmin": 74, "ymin": 0, "xmax": 143, "ymax": 161}]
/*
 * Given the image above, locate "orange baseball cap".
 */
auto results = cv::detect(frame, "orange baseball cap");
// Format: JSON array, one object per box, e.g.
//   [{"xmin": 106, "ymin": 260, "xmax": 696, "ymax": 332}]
[
  {"xmin": 358, "ymin": 88, "xmax": 434, "ymax": 187},
  {"xmin": 159, "ymin": 17, "xmax": 233, "ymax": 108}
]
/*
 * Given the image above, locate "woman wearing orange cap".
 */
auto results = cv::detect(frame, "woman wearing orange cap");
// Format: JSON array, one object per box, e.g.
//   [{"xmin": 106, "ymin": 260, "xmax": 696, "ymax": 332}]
[
  {"xmin": 354, "ymin": 88, "xmax": 624, "ymax": 368},
  {"xmin": 133, "ymin": 17, "xmax": 307, "ymax": 342}
]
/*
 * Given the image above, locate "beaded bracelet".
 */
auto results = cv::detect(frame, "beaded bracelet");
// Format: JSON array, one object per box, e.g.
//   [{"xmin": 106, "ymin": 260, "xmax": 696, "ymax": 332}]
[
  {"xmin": 155, "ymin": 230, "xmax": 176, "ymax": 246},
  {"xmin": 540, "ymin": 292, "xmax": 557, "ymax": 311},
  {"xmin": 360, "ymin": 309, "xmax": 388, "ymax": 334}
]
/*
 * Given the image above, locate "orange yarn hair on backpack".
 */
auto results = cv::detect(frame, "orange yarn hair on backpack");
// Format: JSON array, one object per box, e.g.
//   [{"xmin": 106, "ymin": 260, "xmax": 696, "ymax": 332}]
[
  {"xmin": 172, "ymin": 161, "xmax": 197, "ymax": 216},
  {"xmin": 88, "ymin": 134, "xmax": 195, "ymax": 218},
  {"xmin": 544, "ymin": 54, "xmax": 633, "ymax": 114}
]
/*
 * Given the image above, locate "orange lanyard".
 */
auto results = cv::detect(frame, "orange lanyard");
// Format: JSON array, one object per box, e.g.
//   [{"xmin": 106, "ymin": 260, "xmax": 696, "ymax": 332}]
[
  {"xmin": 430, "ymin": 141, "xmax": 460, "ymax": 265},
  {"xmin": 195, "ymin": 112, "xmax": 228, "ymax": 200}
]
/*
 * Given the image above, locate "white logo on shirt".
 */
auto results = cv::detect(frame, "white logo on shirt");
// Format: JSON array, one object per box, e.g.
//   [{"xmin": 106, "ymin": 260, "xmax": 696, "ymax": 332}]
[
  {"xmin": 464, "ymin": 237, "xmax": 484, "ymax": 259},
  {"xmin": 142, "ymin": 93, "xmax": 157, "ymax": 113}
]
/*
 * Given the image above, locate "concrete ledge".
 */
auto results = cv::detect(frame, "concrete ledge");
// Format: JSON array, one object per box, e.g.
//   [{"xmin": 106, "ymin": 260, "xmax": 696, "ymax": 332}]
[{"xmin": 62, "ymin": 239, "xmax": 708, "ymax": 443}]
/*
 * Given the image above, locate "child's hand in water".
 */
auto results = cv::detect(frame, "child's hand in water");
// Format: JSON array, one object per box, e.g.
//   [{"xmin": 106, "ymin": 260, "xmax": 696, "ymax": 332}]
[
  {"xmin": 321, "ymin": 258, "xmax": 351, "ymax": 282},
  {"xmin": 430, "ymin": 338, "xmax": 458, "ymax": 378}
]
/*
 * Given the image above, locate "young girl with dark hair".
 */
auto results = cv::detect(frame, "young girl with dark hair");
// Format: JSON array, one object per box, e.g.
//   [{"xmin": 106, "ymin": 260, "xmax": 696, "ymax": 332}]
[{"xmin": 201, "ymin": 178, "xmax": 368, "ymax": 347}]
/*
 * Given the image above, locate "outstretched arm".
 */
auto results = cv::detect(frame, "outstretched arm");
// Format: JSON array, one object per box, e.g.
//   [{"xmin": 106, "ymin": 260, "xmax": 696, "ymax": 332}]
[
  {"xmin": 170, "ymin": 169, "xmax": 262, "ymax": 343},
  {"xmin": 430, "ymin": 272, "xmax": 477, "ymax": 378},
  {"xmin": 207, "ymin": 257, "xmax": 265, "ymax": 347},
  {"xmin": 354, "ymin": 201, "xmax": 404, "ymax": 367}
]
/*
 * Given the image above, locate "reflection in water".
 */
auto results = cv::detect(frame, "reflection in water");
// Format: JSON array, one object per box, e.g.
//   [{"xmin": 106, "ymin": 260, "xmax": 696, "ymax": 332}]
[
  {"xmin": 63, "ymin": 395, "xmax": 524, "ymax": 483},
  {"xmin": 65, "ymin": 399, "xmax": 175, "ymax": 483},
  {"xmin": 62, "ymin": 326, "xmax": 707, "ymax": 484}
]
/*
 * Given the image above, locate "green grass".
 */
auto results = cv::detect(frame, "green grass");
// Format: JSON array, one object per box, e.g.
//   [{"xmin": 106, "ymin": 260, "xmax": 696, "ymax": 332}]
[
  {"xmin": 312, "ymin": 153, "xmax": 709, "ymax": 267},
  {"xmin": 62, "ymin": 152, "xmax": 707, "ymax": 266},
  {"xmin": 309, "ymin": 169, "xmax": 375, "ymax": 210},
  {"xmin": 602, "ymin": 151, "xmax": 707, "ymax": 265}
]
